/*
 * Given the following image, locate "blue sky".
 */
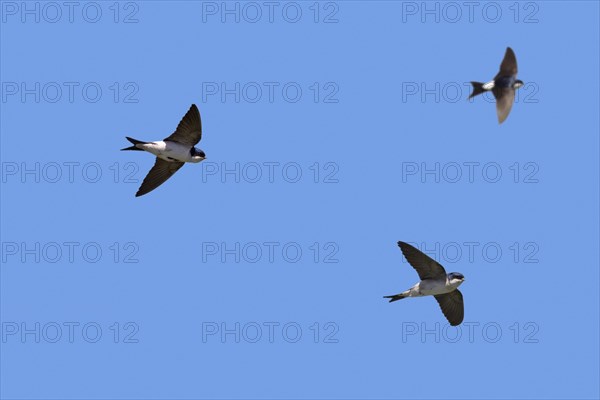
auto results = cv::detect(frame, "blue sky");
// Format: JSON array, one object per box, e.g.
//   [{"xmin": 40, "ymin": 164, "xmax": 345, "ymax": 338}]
[{"xmin": 1, "ymin": 1, "xmax": 599, "ymax": 399}]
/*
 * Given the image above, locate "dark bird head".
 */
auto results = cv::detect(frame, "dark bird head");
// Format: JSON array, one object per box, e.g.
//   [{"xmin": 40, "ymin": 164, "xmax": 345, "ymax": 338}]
[
  {"xmin": 513, "ymin": 79, "xmax": 524, "ymax": 89},
  {"xmin": 190, "ymin": 147, "xmax": 206, "ymax": 163},
  {"xmin": 448, "ymin": 272, "xmax": 465, "ymax": 284}
]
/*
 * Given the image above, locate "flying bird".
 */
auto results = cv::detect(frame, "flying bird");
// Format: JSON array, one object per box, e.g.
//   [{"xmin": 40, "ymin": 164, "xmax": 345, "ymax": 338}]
[
  {"xmin": 384, "ymin": 241, "xmax": 465, "ymax": 326},
  {"xmin": 469, "ymin": 47, "xmax": 524, "ymax": 124},
  {"xmin": 121, "ymin": 104, "xmax": 206, "ymax": 197}
]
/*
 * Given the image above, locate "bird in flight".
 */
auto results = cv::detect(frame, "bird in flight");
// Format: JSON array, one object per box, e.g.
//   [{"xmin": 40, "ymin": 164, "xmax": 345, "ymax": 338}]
[
  {"xmin": 121, "ymin": 104, "xmax": 205, "ymax": 197},
  {"xmin": 384, "ymin": 241, "xmax": 466, "ymax": 326},
  {"xmin": 469, "ymin": 47, "xmax": 524, "ymax": 124}
]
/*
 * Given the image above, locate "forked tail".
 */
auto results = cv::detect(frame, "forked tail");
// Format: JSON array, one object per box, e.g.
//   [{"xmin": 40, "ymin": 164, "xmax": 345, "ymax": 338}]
[
  {"xmin": 468, "ymin": 81, "xmax": 486, "ymax": 99},
  {"xmin": 121, "ymin": 136, "xmax": 146, "ymax": 151},
  {"xmin": 384, "ymin": 293, "xmax": 407, "ymax": 303}
]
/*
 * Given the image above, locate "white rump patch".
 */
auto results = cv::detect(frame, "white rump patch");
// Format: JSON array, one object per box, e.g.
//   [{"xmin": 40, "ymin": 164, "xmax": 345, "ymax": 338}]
[{"xmin": 482, "ymin": 80, "xmax": 495, "ymax": 90}]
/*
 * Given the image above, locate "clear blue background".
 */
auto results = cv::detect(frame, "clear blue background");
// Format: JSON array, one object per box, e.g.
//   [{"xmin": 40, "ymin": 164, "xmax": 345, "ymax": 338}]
[{"xmin": 1, "ymin": 1, "xmax": 599, "ymax": 399}]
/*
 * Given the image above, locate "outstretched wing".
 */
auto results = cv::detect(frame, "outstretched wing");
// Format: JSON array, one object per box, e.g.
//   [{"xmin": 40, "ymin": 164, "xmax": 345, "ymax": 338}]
[
  {"xmin": 164, "ymin": 104, "xmax": 202, "ymax": 146},
  {"xmin": 497, "ymin": 47, "xmax": 518, "ymax": 77},
  {"xmin": 136, "ymin": 158, "xmax": 185, "ymax": 197},
  {"xmin": 493, "ymin": 87, "xmax": 516, "ymax": 124},
  {"xmin": 397, "ymin": 241, "xmax": 447, "ymax": 280},
  {"xmin": 434, "ymin": 290, "xmax": 464, "ymax": 326}
]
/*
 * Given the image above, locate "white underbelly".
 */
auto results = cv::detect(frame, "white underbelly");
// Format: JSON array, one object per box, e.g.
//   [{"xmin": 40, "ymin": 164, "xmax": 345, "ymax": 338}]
[
  {"xmin": 143, "ymin": 141, "xmax": 190, "ymax": 162},
  {"xmin": 416, "ymin": 280, "xmax": 453, "ymax": 296}
]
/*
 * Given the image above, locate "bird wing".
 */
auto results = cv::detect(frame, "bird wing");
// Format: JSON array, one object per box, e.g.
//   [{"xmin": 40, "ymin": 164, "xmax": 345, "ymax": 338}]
[
  {"xmin": 493, "ymin": 87, "xmax": 515, "ymax": 124},
  {"xmin": 434, "ymin": 290, "xmax": 464, "ymax": 326},
  {"xmin": 397, "ymin": 241, "xmax": 447, "ymax": 280},
  {"xmin": 136, "ymin": 158, "xmax": 185, "ymax": 197},
  {"xmin": 163, "ymin": 104, "xmax": 202, "ymax": 146},
  {"xmin": 497, "ymin": 47, "xmax": 518, "ymax": 77}
]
